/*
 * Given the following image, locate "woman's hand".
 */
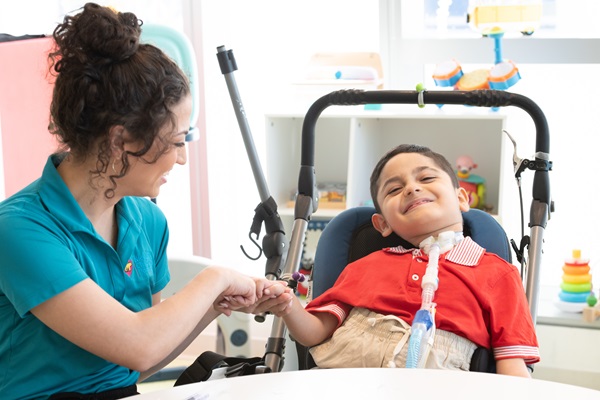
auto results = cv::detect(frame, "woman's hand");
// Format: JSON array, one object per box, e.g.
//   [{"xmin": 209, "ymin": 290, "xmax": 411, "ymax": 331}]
[
  {"xmin": 215, "ymin": 278, "xmax": 294, "ymax": 316},
  {"xmin": 206, "ymin": 267, "xmax": 258, "ymax": 316}
]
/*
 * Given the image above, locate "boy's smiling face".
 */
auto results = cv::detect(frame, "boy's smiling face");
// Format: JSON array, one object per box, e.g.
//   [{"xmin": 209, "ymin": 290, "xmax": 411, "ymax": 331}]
[{"xmin": 372, "ymin": 152, "xmax": 470, "ymax": 247}]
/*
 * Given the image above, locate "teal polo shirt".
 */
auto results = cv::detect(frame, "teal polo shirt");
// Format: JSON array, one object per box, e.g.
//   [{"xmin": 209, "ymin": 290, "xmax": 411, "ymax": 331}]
[{"xmin": 0, "ymin": 154, "xmax": 171, "ymax": 399}]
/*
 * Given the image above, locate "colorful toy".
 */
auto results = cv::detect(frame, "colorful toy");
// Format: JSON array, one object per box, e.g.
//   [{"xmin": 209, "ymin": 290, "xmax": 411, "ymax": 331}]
[
  {"xmin": 584, "ymin": 290, "xmax": 600, "ymax": 322},
  {"xmin": 294, "ymin": 267, "xmax": 311, "ymax": 298},
  {"xmin": 455, "ymin": 155, "xmax": 486, "ymax": 210},
  {"xmin": 432, "ymin": 60, "xmax": 463, "ymax": 88},
  {"xmin": 467, "ymin": 0, "xmax": 543, "ymax": 36},
  {"xmin": 431, "ymin": 27, "xmax": 520, "ymax": 110},
  {"xmin": 318, "ymin": 182, "xmax": 347, "ymax": 209},
  {"xmin": 486, "ymin": 29, "xmax": 521, "ymax": 90},
  {"xmin": 455, "ymin": 69, "xmax": 490, "ymax": 91},
  {"xmin": 556, "ymin": 250, "xmax": 592, "ymax": 313},
  {"xmin": 587, "ymin": 291, "xmax": 598, "ymax": 307}
]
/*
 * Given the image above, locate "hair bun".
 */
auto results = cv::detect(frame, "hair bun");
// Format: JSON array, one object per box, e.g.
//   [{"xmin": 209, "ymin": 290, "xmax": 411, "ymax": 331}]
[{"xmin": 74, "ymin": 3, "xmax": 142, "ymax": 63}]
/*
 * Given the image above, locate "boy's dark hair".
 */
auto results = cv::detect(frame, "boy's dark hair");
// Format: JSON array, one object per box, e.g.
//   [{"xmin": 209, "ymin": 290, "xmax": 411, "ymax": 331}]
[{"xmin": 369, "ymin": 144, "xmax": 459, "ymax": 213}]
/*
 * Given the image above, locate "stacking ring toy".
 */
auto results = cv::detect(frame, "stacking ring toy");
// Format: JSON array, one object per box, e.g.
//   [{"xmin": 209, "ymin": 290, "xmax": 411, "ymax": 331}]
[
  {"xmin": 560, "ymin": 282, "xmax": 592, "ymax": 293},
  {"xmin": 562, "ymin": 265, "xmax": 590, "ymax": 275},
  {"xmin": 559, "ymin": 291, "xmax": 590, "ymax": 303},
  {"xmin": 565, "ymin": 249, "xmax": 589, "ymax": 266},
  {"xmin": 562, "ymin": 273, "xmax": 592, "ymax": 284}
]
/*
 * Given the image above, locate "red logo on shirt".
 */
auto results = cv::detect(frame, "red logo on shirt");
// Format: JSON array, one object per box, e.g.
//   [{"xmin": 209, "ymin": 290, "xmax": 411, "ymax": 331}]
[{"xmin": 124, "ymin": 260, "xmax": 133, "ymax": 277}]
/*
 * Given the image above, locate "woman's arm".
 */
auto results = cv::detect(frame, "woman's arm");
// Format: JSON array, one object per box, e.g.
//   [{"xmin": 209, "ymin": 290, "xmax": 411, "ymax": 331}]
[
  {"xmin": 138, "ymin": 292, "xmax": 220, "ymax": 382},
  {"xmin": 31, "ymin": 266, "xmax": 257, "ymax": 373},
  {"xmin": 138, "ymin": 280, "xmax": 293, "ymax": 382}
]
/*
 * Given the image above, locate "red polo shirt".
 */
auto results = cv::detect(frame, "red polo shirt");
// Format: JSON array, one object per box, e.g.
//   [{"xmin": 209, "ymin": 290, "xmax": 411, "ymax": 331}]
[{"xmin": 305, "ymin": 236, "xmax": 540, "ymax": 364}]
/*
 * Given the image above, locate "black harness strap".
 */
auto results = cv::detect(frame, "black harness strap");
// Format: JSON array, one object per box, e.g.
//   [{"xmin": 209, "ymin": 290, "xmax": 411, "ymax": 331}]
[{"xmin": 174, "ymin": 351, "xmax": 263, "ymax": 386}]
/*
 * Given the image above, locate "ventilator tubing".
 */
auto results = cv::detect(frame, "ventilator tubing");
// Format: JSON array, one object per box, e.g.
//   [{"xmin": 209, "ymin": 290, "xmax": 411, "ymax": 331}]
[
  {"xmin": 405, "ymin": 310, "xmax": 434, "ymax": 368},
  {"xmin": 406, "ymin": 232, "xmax": 464, "ymax": 368}
]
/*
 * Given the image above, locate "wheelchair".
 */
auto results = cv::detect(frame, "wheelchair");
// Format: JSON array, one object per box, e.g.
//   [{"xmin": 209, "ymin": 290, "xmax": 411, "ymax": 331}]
[
  {"xmin": 175, "ymin": 86, "xmax": 551, "ymax": 384},
  {"xmin": 144, "ymin": 26, "xmax": 551, "ymax": 383},
  {"xmin": 295, "ymin": 206, "xmax": 510, "ymax": 373}
]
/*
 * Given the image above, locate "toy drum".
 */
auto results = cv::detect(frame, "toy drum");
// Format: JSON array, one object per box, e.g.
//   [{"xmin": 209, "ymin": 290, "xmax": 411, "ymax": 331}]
[
  {"xmin": 456, "ymin": 69, "xmax": 490, "ymax": 91},
  {"xmin": 489, "ymin": 61, "xmax": 521, "ymax": 90},
  {"xmin": 432, "ymin": 59, "xmax": 463, "ymax": 87}
]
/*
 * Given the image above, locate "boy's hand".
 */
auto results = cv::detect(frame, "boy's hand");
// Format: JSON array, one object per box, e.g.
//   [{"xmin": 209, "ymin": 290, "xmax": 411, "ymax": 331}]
[
  {"xmin": 248, "ymin": 279, "xmax": 295, "ymax": 316},
  {"xmin": 252, "ymin": 279, "xmax": 295, "ymax": 315},
  {"xmin": 261, "ymin": 294, "xmax": 296, "ymax": 317}
]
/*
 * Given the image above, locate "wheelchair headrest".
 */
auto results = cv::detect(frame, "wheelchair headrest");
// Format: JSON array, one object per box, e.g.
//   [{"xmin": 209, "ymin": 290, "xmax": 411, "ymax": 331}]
[{"xmin": 311, "ymin": 206, "xmax": 512, "ymax": 298}]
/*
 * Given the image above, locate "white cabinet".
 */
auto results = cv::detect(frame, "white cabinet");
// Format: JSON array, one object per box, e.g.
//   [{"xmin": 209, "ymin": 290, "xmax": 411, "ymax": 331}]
[
  {"xmin": 535, "ymin": 324, "xmax": 600, "ymax": 390},
  {"xmin": 265, "ymin": 107, "xmax": 508, "ymax": 231}
]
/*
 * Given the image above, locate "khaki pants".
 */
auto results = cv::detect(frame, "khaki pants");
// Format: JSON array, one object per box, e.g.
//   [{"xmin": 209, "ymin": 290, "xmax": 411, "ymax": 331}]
[{"xmin": 310, "ymin": 307, "xmax": 477, "ymax": 370}]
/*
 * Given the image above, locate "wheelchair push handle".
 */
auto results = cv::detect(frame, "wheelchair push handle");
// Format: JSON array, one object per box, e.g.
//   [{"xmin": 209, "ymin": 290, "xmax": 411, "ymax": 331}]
[
  {"xmin": 301, "ymin": 89, "xmax": 548, "ymax": 162},
  {"xmin": 299, "ymin": 89, "xmax": 551, "ymax": 221},
  {"xmin": 297, "ymin": 88, "xmax": 552, "ymax": 326}
]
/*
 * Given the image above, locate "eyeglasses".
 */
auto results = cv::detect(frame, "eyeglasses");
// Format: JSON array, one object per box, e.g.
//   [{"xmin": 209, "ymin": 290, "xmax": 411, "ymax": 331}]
[{"xmin": 185, "ymin": 127, "xmax": 200, "ymax": 142}]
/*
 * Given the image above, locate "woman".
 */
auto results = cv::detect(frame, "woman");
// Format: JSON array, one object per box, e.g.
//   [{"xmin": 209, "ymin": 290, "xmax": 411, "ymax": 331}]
[{"xmin": 0, "ymin": 3, "xmax": 292, "ymax": 399}]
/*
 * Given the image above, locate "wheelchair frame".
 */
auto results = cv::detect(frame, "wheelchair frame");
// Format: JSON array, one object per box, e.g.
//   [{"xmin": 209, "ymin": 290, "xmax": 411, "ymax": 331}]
[
  {"xmin": 283, "ymin": 89, "xmax": 551, "ymax": 373},
  {"xmin": 219, "ymin": 48, "xmax": 552, "ymax": 374}
]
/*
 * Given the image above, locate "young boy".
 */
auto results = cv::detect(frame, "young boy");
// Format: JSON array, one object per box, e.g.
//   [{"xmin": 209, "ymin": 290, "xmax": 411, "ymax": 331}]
[{"xmin": 267, "ymin": 144, "xmax": 539, "ymax": 377}]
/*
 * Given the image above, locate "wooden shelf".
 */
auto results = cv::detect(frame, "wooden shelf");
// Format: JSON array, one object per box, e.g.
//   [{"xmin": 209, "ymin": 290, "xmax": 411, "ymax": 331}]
[{"xmin": 265, "ymin": 110, "xmax": 508, "ymax": 234}]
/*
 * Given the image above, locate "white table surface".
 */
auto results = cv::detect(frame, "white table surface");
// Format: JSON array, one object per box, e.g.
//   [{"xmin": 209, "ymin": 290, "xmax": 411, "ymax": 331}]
[{"xmin": 127, "ymin": 368, "xmax": 600, "ymax": 399}]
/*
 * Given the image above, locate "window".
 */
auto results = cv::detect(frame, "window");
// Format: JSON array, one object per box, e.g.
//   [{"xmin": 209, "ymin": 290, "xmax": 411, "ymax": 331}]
[{"xmin": 380, "ymin": 0, "xmax": 600, "ymax": 286}]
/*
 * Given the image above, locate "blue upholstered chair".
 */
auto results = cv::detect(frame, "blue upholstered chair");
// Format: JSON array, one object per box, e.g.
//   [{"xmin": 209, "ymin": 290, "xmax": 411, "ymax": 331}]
[{"xmin": 296, "ymin": 206, "xmax": 512, "ymax": 373}]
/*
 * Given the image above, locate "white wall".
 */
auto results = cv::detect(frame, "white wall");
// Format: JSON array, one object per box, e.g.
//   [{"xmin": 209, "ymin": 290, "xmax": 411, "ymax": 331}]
[
  {"xmin": 498, "ymin": 64, "xmax": 600, "ymax": 288},
  {"xmin": 0, "ymin": 0, "xmax": 195, "ymax": 256},
  {"xmin": 194, "ymin": 0, "xmax": 600, "ymax": 292},
  {"xmin": 193, "ymin": 0, "xmax": 380, "ymax": 278},
  {"xmin": 0, "ymin": 113, "xmax": 4, "ymax": 200},
  {"xmin": 0, "ymin": 0, "xmax": 379, "ymax": 277}
]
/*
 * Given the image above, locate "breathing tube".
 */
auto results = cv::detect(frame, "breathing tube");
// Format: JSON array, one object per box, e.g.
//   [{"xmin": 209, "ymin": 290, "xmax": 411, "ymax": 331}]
[{"xmin": 405, "ymin": 231, "xmax": 463, "ymax": 368}]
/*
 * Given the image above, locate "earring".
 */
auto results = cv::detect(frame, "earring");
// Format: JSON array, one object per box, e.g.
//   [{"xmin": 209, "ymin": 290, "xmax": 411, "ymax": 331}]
[{"xmin": 112, "ymin": 160, "xmax": 117, "ymax": 174}]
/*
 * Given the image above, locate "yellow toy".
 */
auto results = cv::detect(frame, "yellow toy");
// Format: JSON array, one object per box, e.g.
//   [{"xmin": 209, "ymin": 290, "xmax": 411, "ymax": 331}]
[{"xmin": 467, "ymin": 0, "xmax": 543, "ymax": 36}]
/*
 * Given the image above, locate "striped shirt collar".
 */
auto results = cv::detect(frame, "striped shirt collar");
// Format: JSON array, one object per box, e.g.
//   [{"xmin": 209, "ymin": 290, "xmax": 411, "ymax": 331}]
[{"xmin": 384, "ymin": 236, "xmax": 485, "ymax": 267}]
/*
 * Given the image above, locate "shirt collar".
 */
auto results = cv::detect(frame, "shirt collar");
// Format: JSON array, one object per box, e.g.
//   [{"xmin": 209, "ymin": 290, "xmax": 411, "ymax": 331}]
[
  {"xmin": 38, "ymin": 154, "xmax": 95, "ymax": 233},
  {"xmin": 383, "ymin": 236, "xmax": 485, "ymax": 266},
  {"xmin": 38, "ymin": 154, "xmax": 142, "ymax": 238}
]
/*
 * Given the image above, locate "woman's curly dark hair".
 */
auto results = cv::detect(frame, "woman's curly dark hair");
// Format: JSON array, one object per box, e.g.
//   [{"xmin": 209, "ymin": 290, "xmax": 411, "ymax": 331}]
[{"xmin": 48, "ymin": 2, "xmax": 190, "ymax": 198}]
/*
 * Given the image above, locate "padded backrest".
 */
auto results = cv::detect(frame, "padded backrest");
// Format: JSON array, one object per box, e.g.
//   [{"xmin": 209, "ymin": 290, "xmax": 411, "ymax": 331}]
[{"xmin": 311, "ymin": 207, "xmax": 512, "ymax": 298}]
